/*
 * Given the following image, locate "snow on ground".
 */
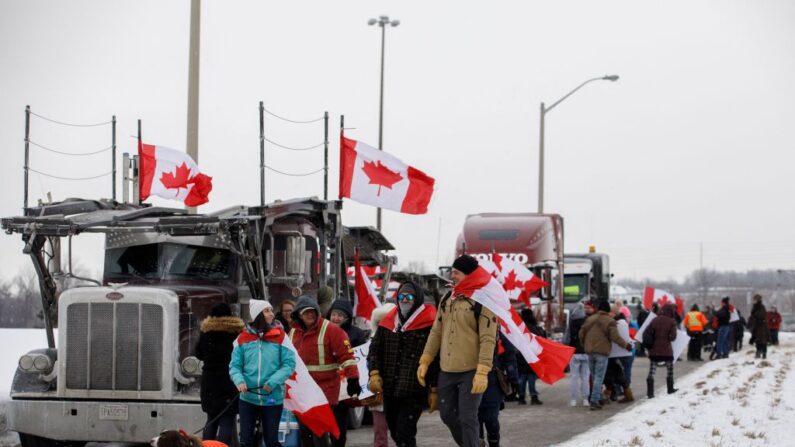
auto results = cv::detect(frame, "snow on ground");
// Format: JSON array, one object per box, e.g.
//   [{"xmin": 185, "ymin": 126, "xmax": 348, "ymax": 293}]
[{"xmin": 558, "ymin": 333, "xmax": 795, "ymax": 447}]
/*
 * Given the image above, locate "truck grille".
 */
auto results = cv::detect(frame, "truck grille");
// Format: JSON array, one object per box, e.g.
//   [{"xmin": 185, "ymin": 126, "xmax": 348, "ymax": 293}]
[{"xmin": 65, "ymin": 302, "xmax": 163, "ymax": 391}]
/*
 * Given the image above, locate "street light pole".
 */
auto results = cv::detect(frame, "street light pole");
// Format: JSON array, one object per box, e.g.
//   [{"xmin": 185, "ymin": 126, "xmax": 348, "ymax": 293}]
[
  {"xmin": 537, "ymin": 74, "xmax": 619, "ymax": 213},
  {"xmin": 369, "ymin": 15, "xmax": 400, "ymax": 232}
]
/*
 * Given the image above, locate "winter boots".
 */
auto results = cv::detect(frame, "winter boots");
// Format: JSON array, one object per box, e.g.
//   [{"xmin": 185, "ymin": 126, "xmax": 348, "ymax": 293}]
[
  {"xmin": 646, "ymin": 378, "xmax": 655, "ymax": 399},
  {"xmin": 667, "ymin": 377, "xmax": 678, "ymax": 394},
  {"xmin": 618, "ymin": 386, "xmax": 635, "ymax": 403},
  {"xmin": 530, "ymin": 395, "xmax": 543, "ymax": 405}
]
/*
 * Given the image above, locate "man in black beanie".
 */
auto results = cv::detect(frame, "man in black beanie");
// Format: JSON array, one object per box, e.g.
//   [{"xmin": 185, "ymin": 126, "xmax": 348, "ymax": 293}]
[{"xmin": 418, "ymin": 255, "xmax": 498, "ymax": 447}]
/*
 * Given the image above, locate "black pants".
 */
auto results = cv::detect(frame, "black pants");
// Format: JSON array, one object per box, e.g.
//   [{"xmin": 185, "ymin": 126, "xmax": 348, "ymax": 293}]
[
  {"xmin": 477, "ymin": 377, "xmax": 502, "ymax": 445},
  {"xmin": 687, "ymin": 331, "xmax": 703, "ymax": 360},
  {"xmin": 771, "ymin": 330, "xmax": 780, "ymax": 345},
  {"xmin": 383, "ymin": 394, "xmax": 424, "ymax": 447},
  {"xmin": 203, "ymin": 408, "xmax": 239, "ymax": 447},
  {"xmin": 239, "ymin": 400, "xmax": 282, "ymax": 447},
  {"xmin": 438, "ymin": 370, "xmax": 483, "ymax": 447},
  {"xmin": 755, "ymin": 342, "xmax": 767, "ymax": 359}
]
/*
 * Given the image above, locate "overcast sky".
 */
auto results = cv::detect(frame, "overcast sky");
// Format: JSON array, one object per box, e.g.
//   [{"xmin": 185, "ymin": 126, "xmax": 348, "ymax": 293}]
[{"xmin": 1, "ymin": 0, "xmax": 794, "ymax": 283}]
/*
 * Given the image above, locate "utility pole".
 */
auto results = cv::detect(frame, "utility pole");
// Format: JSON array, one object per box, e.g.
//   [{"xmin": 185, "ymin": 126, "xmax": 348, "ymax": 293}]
[{"xmin": 186, "ymin": 0, "xmax": 201, "ymax": 214}]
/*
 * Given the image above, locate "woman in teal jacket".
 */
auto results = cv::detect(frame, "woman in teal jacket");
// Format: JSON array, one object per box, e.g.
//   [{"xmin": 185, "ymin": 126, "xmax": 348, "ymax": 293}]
[{"xmin": 229, "ymin": 299, "xmax": 296, "ymax": 447}]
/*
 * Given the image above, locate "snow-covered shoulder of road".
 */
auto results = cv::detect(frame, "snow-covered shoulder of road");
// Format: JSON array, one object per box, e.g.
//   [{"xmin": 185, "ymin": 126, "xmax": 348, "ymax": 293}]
[{"xmin": 558, "ymin": 333, "xmax": 795, "ymax": 447}]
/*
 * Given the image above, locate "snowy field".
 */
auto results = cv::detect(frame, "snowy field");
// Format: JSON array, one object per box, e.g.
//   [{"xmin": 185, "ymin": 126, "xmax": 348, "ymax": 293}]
[{"xmin": 559, "ymin": 333, "xmax": 795, "ymax": 447}]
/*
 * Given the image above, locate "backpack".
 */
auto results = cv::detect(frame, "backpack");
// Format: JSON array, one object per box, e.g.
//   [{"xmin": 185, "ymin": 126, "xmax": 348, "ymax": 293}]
[{"xmin": 641, "ymin": 327, "xmax": 655, "ymax": 350}]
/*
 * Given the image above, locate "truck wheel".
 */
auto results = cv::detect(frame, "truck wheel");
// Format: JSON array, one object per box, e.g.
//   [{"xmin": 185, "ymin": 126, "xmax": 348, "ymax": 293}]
[
  {"xmin": 347, "ymin": 406, "xmax": 365, "ymax": 429},
  {"xmin": 18, "ymin": 434, "xmax": 85, "ymax": 447}
]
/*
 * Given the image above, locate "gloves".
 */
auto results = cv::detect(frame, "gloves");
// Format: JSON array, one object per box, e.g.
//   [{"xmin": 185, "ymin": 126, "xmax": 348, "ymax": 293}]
[
  {"xmin": 471, "ymin": 364, "xmax": 491, "ymax": 394},
  {"xmin": 369, "ymin": 370, "xmax": 383, "ymax": 394},
  {"xmin": 428, "ymin": 388, "xmax": 439, "ymax": 413},
  {"xmin": 347, "ymin": 377, "xmax": 361, "ymax": 398},
  {"xmin": 417, "ymin": 354, "xmax": 434, "ymax": 387}
]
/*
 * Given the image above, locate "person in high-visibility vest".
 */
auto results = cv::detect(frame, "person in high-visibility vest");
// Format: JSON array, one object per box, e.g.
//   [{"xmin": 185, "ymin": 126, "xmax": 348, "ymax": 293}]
[{"xmin": 683, "ymin": 304, "xmax": 708, "ymax": 361}]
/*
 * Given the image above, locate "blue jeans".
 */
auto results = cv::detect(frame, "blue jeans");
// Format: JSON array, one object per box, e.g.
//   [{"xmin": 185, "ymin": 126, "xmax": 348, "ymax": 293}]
[
  {"xmin": 239, "ymin": 400, "xmax": 283, "ymax": 447},
  {"xmin": 569, "ymin": 354, "xmax": 590, "ymax": 401},
  {"xmin": 620, "ymin": 355, "xmax": 634, "ymax": 386},
  {"xmin": 717, "ymin": 326, "xmax": 732, "ymax": 357},
  {"xmin": 587, "ymin": 354, "xmax": 609, "ymax": 403},
  {"xmin": 517, "ymin": 370, "xmax": 539, "ymax": 399}
]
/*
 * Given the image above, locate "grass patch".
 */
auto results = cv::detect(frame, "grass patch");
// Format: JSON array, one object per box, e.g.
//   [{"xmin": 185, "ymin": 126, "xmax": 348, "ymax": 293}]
[
  {"xmin": 681, "ymin": 422, "xmax": 694, "ymax": 430},
  {"xmin": 644, "ymin": 420, "xmax": 655, "ymax": 427},
  {"xmin": 757, "ymin": 360, "xmax": 773, "ymax": 368},
  {"xmin": 731, "ymin": 418, "xmax": 740, "ymax": 426},
  {"xmin": 626, "ymin": 435, "xmax": 644, "ymax": 446},
  {"xmin": 744, "ymin": 431, "xmax": 766, "ymax": 439},
  {"xmin": 695, "ymin": 381, "xmax": 707, "ymax": 389},
  {"xmin": 651, "ymin": 432, "xmax": 662, "ymax": 440},
  {"xmin": 712, "ymin": 428, "xmax": 720, "ymax": 436},
  {"xmin": 707, "ymin": 369, "xmax": 721, "ymax": 379}
]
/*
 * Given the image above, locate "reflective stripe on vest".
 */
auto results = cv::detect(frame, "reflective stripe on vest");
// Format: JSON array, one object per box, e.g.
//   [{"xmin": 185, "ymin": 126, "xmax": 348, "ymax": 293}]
[{"xmin": 292, "ymin": 320, "xmax": 339, "ymax": 372}]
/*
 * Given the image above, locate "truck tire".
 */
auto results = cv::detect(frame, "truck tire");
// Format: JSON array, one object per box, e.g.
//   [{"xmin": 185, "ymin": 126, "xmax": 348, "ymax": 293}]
[
  {"xmin": 18, "ymin": 434, "xmax": 85, "ymax": 447},
  {"xmin": 347, "ymin": 406, "xmax": 365, "ymax": 429}
]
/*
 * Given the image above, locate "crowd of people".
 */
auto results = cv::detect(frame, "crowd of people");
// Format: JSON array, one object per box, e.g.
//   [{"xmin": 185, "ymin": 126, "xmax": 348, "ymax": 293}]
[{"xmin": 190, "ymin": 255, "xmax": 785, "ymax": 447}]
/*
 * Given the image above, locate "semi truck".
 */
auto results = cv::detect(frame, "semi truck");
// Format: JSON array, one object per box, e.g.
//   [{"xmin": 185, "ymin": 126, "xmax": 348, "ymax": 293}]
[
  {"xmin": 453, "ymin": 212, "xmax": 565, "ymax": 332},
  {"xmin": 0, "ymin": 196, "xmax": 374, "ymax": 445},
  {"xmin": 565, "ymin": 248, "xmax": 611, "ymax": 303}
]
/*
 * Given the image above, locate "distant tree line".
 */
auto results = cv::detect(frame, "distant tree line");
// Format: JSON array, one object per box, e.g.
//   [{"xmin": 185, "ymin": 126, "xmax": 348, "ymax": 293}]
[{"xmin": 0, "ymin": 272, "xmax": 44, "ymax": 328}]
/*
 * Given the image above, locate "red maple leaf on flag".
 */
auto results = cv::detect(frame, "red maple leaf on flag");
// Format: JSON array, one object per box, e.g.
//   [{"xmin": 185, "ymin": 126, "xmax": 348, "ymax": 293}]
[
  {"xmin": 160, "ymin": 162, "xmax": 194, "ymax": 190},
  {"xmin": 361, "ymin": 160, "xmax": 403, "ymax": 196},
  {"xmin": 492, "ymin": 252, "xmax": 504, "ymax": 272},
  {"xmin": 503, "ymin": 270, "xmax": 524, "ymax": 292},
  {"xmin": 284, "ymin": 371, "xmax": 298, "ymax": 400}
]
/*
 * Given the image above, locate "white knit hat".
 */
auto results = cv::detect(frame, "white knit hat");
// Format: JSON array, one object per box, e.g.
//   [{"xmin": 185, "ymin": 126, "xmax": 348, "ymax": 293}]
[{"xmin": 248, "ymin": 299, "xmax": 273, "ymax": 322}]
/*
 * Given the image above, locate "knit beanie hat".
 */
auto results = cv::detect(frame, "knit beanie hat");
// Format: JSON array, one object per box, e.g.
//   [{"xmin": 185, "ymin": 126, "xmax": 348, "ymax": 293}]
[
  {"xmin": 597, "ymin": 300, "xmax": 611, "ymax": 313},
  {"xmin": 452, "ymin": 255, "xmax": 478, "ymax": 275},
  {"xmin": 210, "ymin": 302, "xmax": 232, "ymax": 317},
  {"xmin": 248, "ymin": 299, "xmax": 273, "ymax": 322}
]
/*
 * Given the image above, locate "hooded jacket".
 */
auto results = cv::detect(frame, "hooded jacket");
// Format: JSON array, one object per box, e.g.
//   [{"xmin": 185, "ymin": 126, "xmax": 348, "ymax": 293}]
[
  {"xmin": 229, "ymin": 325, "xmax": 296, "ymax": 407},
  {"xmin": 563, "ymin": 305, "xmax": 587, "ymax": 354},
  {"xmin": 196, "ymin": 315, "xmax": 245, "ymax": 415},
  {"xmin": 328, "ymin": 298, "xmax": 368, "ymax": 348},
  {"xmin": 647, "ymin": 304, "xmax": 678, "ymax": 360},
  {"xmin": 580, "ymin": 311, "xmax": 632, "ymax": 356},
  {"xmin": 289, "ymin": 295, "xmax": 359, "ymax": 405},
  {"xmin": 749, "ymin": 302, "xmax": 770, "ymax": 344},
  {"xmin": 369, "ymin": 281, "xmax": 439, "ymax": 397}
]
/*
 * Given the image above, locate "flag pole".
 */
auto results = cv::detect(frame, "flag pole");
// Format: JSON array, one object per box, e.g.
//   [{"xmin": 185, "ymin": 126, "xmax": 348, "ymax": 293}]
[
  {"xmin": 323, "ymin": 111, "xmax": 329, "ymax": 201},
  {"xmin": 259, "ymin": 101, "xmax": 265, "ymax": 206},
  {"xmin": 136, "ymin": 119, "xmax": 142, "ymax": 205},
  {"xmin": 111, "ymin": 115, "xmax": 117, "ymax": 201},
  {"xmin": 339, "ymin": 115, "xmax": 344, "ymax": 200}
]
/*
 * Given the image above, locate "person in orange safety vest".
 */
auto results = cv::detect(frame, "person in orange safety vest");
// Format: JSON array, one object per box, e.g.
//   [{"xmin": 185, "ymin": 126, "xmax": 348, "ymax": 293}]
[
  {"xmin": 683, "ymin": 304, "xmax": 708, "ymax": 361},
  {"xmin": 289, "ymin": 295, "xmax": 359, "ymax": 447}
]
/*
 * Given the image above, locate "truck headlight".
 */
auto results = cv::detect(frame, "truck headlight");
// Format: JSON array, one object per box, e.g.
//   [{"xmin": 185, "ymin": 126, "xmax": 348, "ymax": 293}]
[
  {"xmin": 33, "ymin": 354, "xmax": 53, "ymax": 373},
  {"xmin": 19, "ymin": 355, "xmax": 34, "ymax": 371},
  {"xmin": 180, "ymin": 356, "xmax": 202, "ymax": 377}
]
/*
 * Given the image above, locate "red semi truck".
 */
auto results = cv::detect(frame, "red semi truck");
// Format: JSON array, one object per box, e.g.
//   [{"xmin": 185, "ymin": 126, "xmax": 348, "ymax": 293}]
[{"xmin": 454, "ymin": 212, "xmax": 565, "ymax": 333}]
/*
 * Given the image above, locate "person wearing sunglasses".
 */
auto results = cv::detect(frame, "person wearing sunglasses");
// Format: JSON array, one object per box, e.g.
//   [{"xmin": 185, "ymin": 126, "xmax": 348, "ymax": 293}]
[{"xmin": 368, "ymin": 281, "xmax": 438, "ymax": 447}]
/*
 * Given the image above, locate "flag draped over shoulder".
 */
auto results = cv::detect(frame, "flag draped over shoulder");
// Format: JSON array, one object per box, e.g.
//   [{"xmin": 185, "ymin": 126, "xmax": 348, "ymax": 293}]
[
  {"xmin": 279, "ymin": 334, "xmax": 339, "ymax": 439},
  {"xmin": 454, "ymin": 266, "xmax": 574, "ymax": 384},
  {"xmin": 339, "ymin": 135, "xmax": 434, "ymax": 214},
  {"xmin": 138, "ymin": 142, "xmax": 212, "ymax": 206}
]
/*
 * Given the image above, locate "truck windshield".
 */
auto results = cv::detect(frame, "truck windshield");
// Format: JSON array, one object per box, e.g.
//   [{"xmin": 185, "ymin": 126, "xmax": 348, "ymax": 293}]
[
  {"xmin": 563, "ymin": 274, "xmax": 589, "ymax": 303},
  {"xmin": 105, "ymin": 243, "xmax": 234, "ymax": 281}
]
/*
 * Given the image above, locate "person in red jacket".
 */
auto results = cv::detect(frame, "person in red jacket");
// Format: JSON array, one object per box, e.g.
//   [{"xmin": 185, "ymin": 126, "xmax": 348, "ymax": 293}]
[
  {"xmin": 289, "ymin": 295, "xmax": 359, "ymax": 447},
  {"xmin": 768, "ymin": 306, "xmax": 782, "ymax": 346}
]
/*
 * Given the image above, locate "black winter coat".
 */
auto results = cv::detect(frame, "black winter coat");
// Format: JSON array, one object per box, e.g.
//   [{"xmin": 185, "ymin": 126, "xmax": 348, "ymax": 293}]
[
  {"xmin": 647, "ymin": 304, "xmax": 678, "ymax": 361},
  {"xmin": 328, "ymin": 299, "xmax": 369, "ymax": 347},
  {"xmin": 195, "ymin": 316, "xmax": 245, "ymax": 415},
  {"xmin": 749, "ymin": 303, "xmax": 770, "ymax": 345}
]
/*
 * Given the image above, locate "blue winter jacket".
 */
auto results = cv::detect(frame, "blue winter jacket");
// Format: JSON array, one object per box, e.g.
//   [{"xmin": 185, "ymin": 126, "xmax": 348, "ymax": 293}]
[{"xmin": 229, "ymin": 325, "xmax": 296, "ymax": 406}]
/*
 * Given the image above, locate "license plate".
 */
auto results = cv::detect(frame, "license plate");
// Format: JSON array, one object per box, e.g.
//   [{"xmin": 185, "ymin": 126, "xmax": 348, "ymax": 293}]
[{"xmin": 99, "ymin": 404, "xmax": 129, "ymax": 421}]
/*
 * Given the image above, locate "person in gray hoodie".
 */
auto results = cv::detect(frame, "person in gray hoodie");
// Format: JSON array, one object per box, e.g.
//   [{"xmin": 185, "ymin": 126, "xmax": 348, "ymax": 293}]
[{"xmin": 563, "ymin": 301, "xmax": 591, "ymax": 407}]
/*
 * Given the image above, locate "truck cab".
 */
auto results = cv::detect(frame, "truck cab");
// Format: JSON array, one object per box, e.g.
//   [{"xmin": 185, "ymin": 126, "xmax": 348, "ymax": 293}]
[{"xmin": 563, "ymin": 257, "xmax": 593, "ymax": 308}]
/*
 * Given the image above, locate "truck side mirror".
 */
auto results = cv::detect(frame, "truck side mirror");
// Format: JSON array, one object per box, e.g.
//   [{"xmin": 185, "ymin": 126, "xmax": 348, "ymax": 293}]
[{"xmin": 285, "ymin": 235, "xmax": 306, "ymax": 276}]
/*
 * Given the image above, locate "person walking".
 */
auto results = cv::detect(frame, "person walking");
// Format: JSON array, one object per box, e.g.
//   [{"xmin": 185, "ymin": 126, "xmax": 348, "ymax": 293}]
[
  {"xmin": 714, "ymin": 297, "xmax": 733, "ymax": 359},
  {"xmin": 196, "ymin": 303, "xmax": 245, "ymax": 447},
  {"xmin": 768, "ymin": 306, "xmax": 782, "ymax": 346},
  {"xmin": 368, "ymin": 281, "xmax": 438, "ymax": 447},
  {"xmin": 748, "ymin": 295, "xmax": 770, "ymax": 359},
  {"xmin": 732, "ymin": 309, "xmax": 746, "ymax": 352},
  {"xmin": 635, "ymin": 303, "xmax": 650, "ymax": 358},
  {"xmin": 289, "ymin": 296, "xmax": 360, "ymax": 447},
  {"xmin": 478, "ymin": 333, "xmax": 518, "ymax": 447},
  {"xmin": 418, "ymin": 255, "xmax": 498, "ymax": 447},
  {"xmin": 517, "ymin": 309, "xmax": 545, "ymax": 405},
  {"xmin": 563, "ymin": 301, "xmax": 591, "ymax": 407},
  {"xmin": 229, "ymin": 300, "xmax": 297, "ymax": 447},
  {"xmin": 328, "ymin": 299, "xmax": 369, "ymax": 348},
  {"xmin": 367, "ymin": 302, "xmax": 397, "ymax": 447},
  {"xmin": 580, "ymin": 300, "xmax": 633, "ymax": 410},
  {"xmin": 645, "ymin": 304, "xmax": 678, "ymax": 398},
  {"xmin": 683, "ymin": 304, "xmax": 708, "ymax": 361}
]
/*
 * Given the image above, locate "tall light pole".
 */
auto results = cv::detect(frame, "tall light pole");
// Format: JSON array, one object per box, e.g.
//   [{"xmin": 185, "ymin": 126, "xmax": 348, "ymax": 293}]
[
  {"xmin": 186, "ymin": 0, "xmax": 201, "ymax": 214},
  {"xmin": 537, "ymin": 74, "xmax": 619, "ymax": 213},
  {"xmin": 368, "ymin": 15, "xmax": 400, "ymax": 232}
]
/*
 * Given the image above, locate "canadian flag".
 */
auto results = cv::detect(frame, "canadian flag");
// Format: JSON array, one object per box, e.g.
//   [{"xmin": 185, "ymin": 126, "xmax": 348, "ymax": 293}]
[
  {"xmin": 454, "ymin": 265, "xmax": 575, "ymax": 384},
  {"xmin": 138, "ymin": 143, "xmax": 213, "ymax": 206},
  {"xmin": 479, "ymin": 253, "xmax": 549, "ymax": 307},
  {"xmin": 280, "ymin": 334, "xmax": 340, "ymax": 439},
  {"xmin": 353, "ymin": 249, "xmax": 381, "ymax": 323},
  {"xmin": 339, "ymin": 135, "xmax": 435, "ymax": 214},
  {"xmin": 643, "ymin": 286, "xmax": 684, "ymax": 315}
]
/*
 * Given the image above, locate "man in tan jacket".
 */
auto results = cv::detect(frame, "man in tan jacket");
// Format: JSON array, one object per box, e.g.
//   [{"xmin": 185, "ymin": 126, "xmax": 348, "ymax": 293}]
[
  {"xmin": 418, "ymin": 255, "xmax": 498, "ymax": 447},
  {"xmin": 580, "ymin": 299, "xmax": 633, "ymax": 410}
]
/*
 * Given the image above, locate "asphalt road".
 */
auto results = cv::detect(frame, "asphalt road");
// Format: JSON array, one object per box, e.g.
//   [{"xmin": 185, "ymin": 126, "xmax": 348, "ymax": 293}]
[{"xmin": 346, "ymin": 355, "xmax": 706, "ymax": 447}]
